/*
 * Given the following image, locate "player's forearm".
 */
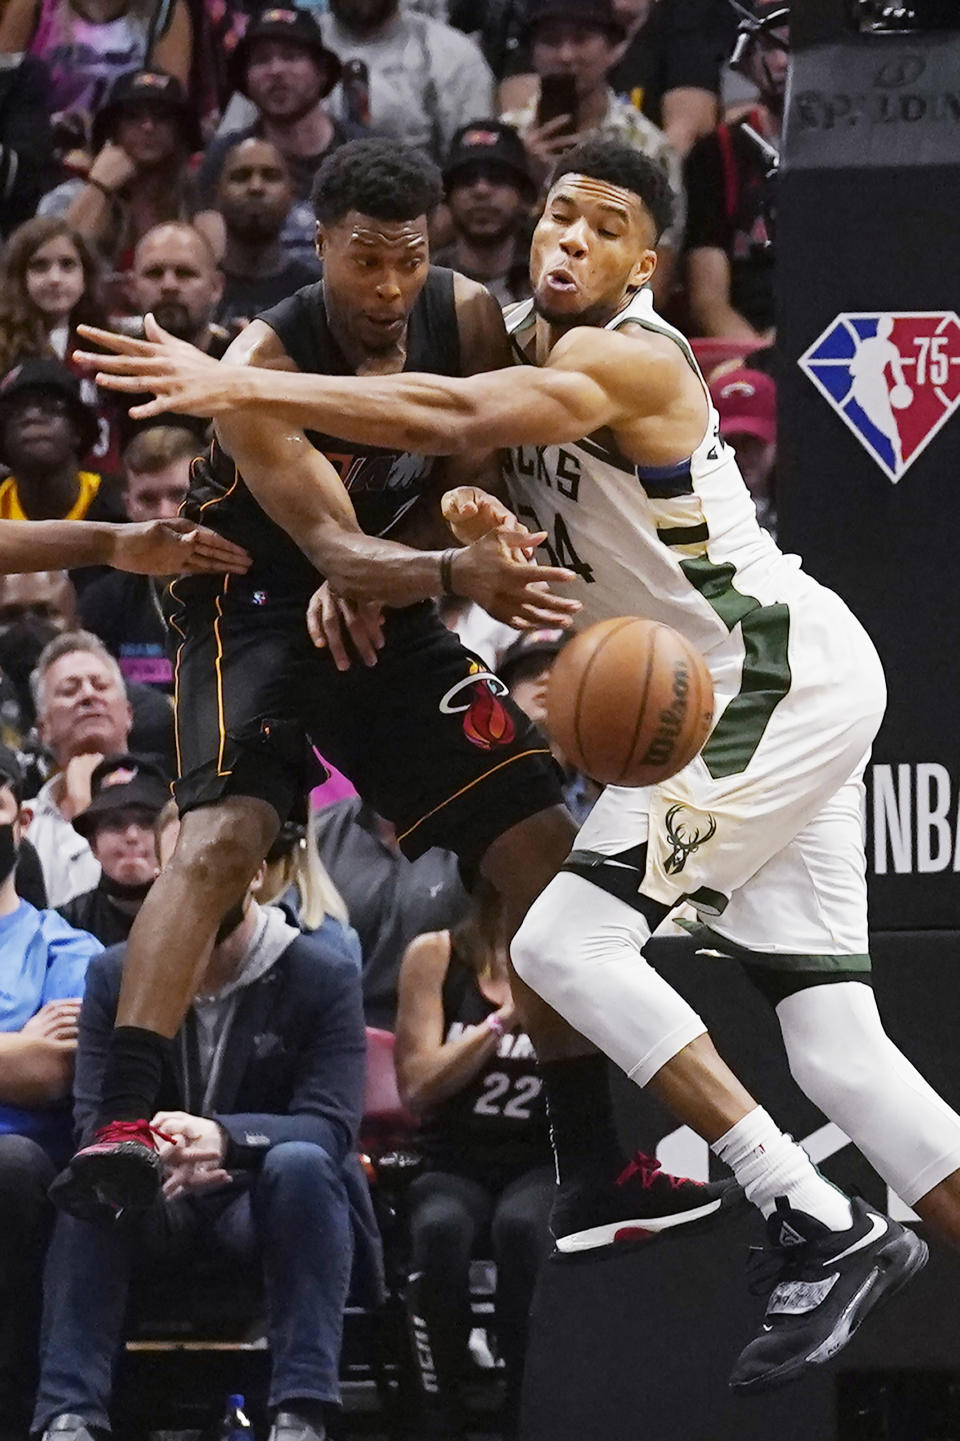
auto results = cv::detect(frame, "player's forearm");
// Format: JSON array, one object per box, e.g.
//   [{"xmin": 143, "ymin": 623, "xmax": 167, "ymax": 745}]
[
  {"xmin": 240, "ymin": 365, "xmax": 603, "ymax": 456},
  {"xmin": 0, "ymin": 519, "xmax": 117, "ymax": 572},
  {"xmin": 304, "ymin": 522, "xmax": 451, "ymax": 606}
]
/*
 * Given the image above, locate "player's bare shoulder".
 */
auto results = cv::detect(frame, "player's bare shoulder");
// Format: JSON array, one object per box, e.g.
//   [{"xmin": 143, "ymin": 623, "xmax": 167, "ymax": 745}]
[
  {"xmin": 452, "ymin": 271, "xmax": 512, "ymax": 374},
  {"xmin": 547, "ymin": 319, "xmax": 702, "ymax": 424},
  {"xmin": 222, "ymin": 319, "xmax": 301, "ymax": 374}
]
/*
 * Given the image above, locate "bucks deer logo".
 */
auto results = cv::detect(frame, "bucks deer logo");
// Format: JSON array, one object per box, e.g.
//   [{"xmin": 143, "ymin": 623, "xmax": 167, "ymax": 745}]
[{"xmin": 663, "ymin": 805, "xmax": 717, "ymax": 876}]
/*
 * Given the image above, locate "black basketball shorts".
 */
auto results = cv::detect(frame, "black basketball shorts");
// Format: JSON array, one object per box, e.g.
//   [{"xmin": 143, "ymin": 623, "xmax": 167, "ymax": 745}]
[{"xmin": 166, "ymin": 576, "xmax": 563, "ymax": 868}]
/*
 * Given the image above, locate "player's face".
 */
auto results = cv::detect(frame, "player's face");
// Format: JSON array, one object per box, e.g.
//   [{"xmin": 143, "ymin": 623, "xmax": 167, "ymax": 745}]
[
  {"xmin": 25, "ymin": 235, "xmax": 85, "ymax": 324},
  {"xmin": 124, "ymin": 458, "xmax": 190, "ymax": 521},
  {"xmin": 318, "ymin": 211, "xmax": 430, "ymax": 356},
  {"xmin": 530, "ymin": 173, "xmax": 657, "ymax": 326}
]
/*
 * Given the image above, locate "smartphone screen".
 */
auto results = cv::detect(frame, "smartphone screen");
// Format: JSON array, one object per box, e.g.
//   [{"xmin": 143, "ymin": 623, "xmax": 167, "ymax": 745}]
[{"xmin": 536, "ymin": 73, "xmax": 579, "ymax": 133}]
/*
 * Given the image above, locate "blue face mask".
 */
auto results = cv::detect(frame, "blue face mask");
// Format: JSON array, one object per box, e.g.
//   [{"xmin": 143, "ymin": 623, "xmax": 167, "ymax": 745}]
[{"xmin": 0, "ymin": 823, "xmax": 18, "ymax": 885}]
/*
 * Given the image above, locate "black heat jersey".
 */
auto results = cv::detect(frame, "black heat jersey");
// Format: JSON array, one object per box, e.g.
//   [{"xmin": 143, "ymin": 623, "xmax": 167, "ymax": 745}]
[
  {"xmin": 165, "ymin": 268, "xmax": 563, "ymax": 860},
  {"xmin": 417, "ymin": 951, "xmax": 551, "ymax": 1178},
  {"xmin": 184, "ymin": 270, "xmax": 461, "ymax": 601}
]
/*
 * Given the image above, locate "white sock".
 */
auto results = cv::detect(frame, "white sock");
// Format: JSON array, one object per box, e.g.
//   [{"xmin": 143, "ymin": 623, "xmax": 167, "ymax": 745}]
[{"xmin": 712, "ymin": 1106, "xmax": 854, "ymax": 1231}]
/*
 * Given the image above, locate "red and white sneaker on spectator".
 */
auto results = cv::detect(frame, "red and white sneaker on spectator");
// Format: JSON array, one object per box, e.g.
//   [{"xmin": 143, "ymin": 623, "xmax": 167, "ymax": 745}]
[
  {"xmin": 551, "ymin": 1150, "xmax": 743, "ymax": 1255},
  {"xmin": 48, "ymin": 1119, "xmax": 171, "ymax": 1223}
]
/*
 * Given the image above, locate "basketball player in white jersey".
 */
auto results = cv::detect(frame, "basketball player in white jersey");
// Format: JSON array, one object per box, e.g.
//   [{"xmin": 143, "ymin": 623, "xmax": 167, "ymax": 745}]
[{"xmin": 77, "ymin": 138, "xmax": 960, "ymax": 1392}]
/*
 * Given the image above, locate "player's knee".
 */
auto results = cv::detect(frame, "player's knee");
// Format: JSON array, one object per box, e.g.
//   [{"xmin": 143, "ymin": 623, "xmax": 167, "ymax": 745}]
[
  {"xmin": 174, "ymin": 808, "xmax": 266, "ymax": 897},
  {"xmin": 511, "ymin": 888, "xmax": 572, "ymax": 995}
]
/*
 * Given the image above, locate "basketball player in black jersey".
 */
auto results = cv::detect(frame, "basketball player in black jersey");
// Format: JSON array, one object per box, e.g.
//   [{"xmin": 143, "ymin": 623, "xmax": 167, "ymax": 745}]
[{"xmin": 54, "ymin": 139, "xmax": 731, "ymax": 1248}]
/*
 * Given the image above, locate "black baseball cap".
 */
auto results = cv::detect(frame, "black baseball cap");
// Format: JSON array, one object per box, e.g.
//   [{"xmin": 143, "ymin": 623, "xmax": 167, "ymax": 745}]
[
  {"xmin": 0, "ymin": 745, "xmax": 24, "ymax": 803},
  {"xmin": 72, "ymin": 753, "xmax": 171, "ymax": 838},
  {"xmin": 498, "ymin": 627, "xmax": 570, "ymax": 687},
  {"xmin": 92, "ymin": 68, "xmax": 203, "ymax": 154},
  {"xmin": 444, "ymin": 120, "xmax": 536, "ymax": 201},
  {"xmin": 230, "ymin": 7, "xmax": 342, "ymax": 99},
  {"xmin": 0, "ymin": 359, "xmax": 100, "ymax": 456},
  {"xmin": 522, "ymin": 0, "xmax": 627, "ymax": 43}
]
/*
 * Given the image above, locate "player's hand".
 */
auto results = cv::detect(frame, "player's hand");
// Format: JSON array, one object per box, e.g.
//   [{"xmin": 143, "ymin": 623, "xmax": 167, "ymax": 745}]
[
  {"xmin": 441, "ymin": 486, "xmax": 534, "ymax": 555},
  {"xmin": 110, "ymin": 518, "xmax": 251, "ymax": 576},
  {"xmin": 454, "ymin": 525, "xmax": 582, "ymax": 630},
  {"xmin": 74, "ymin": 316, "xmax": 249, "ymax": 419},
  {"xmin": 21, "ymin": 999, "xmax": 82, "ymax": 1044},
  {"xmin": 152, "ymin": 1111, "xmax": 227, "ymax": 1166},
  {"xmin": 307, "ymin": 582, "xmax": 385, "ymax": 671}
]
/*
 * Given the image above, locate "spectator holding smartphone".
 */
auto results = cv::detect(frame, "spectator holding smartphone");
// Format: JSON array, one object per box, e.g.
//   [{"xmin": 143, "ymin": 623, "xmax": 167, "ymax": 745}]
[{"xmin": 500, "ymin": 0, "xmax": 683, "ymax": 299}]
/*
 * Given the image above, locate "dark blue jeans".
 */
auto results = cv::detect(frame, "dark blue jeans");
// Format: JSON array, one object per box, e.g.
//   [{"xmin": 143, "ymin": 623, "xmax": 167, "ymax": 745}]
[{"xmin": 33, "ymin": 1141, "xmax": 353, "ymax": 1433}]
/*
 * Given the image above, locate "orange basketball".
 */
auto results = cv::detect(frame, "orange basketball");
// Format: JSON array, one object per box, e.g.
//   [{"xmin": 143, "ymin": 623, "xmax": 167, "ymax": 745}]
[{"xmin": 546, "ymin": 617, "xmax": 715, "ymax": 787}]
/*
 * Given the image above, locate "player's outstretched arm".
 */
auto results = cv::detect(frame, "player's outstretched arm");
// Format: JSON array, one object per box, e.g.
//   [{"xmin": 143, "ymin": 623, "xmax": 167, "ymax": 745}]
[
  {"xmin": 76, "ymin": 318, "xmax": 663, "ymax": 455},
  {"xmin": 213, "ymin": 325, "xmax": 581, "ymax": 629},
  {"xmin": 0, "ymin": 518, "xmax": 251, "ymax": 576}
]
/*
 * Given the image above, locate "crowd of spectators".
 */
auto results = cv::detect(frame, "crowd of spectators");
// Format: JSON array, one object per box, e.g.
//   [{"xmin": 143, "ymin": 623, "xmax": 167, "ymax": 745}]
[{"xmin": 0, "ymin": 1, "xmax": 786, "ymax": 1437}]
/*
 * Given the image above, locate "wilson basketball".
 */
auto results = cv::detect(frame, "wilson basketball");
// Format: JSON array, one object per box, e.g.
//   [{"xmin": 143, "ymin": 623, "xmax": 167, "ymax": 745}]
[{"xmin": 546, "ymin": 617, "xmax": 715, "ymax": 787}]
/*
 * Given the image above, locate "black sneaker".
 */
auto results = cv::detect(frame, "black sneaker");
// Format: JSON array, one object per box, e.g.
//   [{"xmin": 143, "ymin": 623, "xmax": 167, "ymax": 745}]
[
  {"xmin": 730, "ymin": 1195, "xmax": 928, "ymax": 1393},
  {"xmin": 551, "ymin": 1151, "xmax": 743, "ymax": 1255},
  {"xmin": 48, "ymin": 1119, "xmax": 169, "ymax": 1223}
]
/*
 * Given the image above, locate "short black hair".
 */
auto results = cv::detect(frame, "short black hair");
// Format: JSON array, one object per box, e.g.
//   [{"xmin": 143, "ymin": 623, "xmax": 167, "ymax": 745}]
[
  {"xmin": 549, "ymin": 137, "xmax": 674, "ymax": 241},
  {"xmin": 311, "ymin": 138, "xmax": 443, "ymax": 225}
]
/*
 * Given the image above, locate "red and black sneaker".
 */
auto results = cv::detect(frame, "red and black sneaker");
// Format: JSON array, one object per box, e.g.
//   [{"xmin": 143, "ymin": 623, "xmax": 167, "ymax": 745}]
[
  {"xmin": 48, "ymin": 1119, "xmax": 172, "ymax": 1223},
  {"xmin": 551, "ymin": 1151, "xmax": 743, "ymax": 1256}
]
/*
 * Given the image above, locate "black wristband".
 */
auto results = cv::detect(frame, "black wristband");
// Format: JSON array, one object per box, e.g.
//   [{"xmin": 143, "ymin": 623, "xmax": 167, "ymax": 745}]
[{"xmin": 439, "ymin": 547, "xmax": 460, "ymax": 598}]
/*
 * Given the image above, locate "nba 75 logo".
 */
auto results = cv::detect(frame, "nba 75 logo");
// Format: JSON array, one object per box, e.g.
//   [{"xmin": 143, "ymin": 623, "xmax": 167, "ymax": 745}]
[{"xmin": 798, "ymin": 312, "xmax": 960, "ymax": 483}]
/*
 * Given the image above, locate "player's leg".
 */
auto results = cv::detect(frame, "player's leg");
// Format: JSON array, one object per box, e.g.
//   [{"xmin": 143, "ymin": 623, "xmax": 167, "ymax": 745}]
[
  {"xmin": 717, "ymin": 779, "xmax": 960, "ymax": 1249},
  {"xmin": 50, "ymin": 586, "xmax": 303, "ymax": 1221}
]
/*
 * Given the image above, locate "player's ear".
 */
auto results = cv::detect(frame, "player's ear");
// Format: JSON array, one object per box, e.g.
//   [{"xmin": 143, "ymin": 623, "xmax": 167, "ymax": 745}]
[
  {"xmin": 630, "ymin": 247, "xmax": 657, "ymax": 292},
  {"xmin": 315, "ymin": 221, "xmax": 326, "ymax": 262}
]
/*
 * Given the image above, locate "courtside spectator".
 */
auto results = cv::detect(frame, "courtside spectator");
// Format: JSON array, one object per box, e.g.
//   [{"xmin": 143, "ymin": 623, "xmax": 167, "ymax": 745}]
[
  {"xmin": 38, "ymin": 70, "xmax": 202, "ymax": 272},
  {"xmin": 500, "ymin": 0, "xmax": 683, "ymax": 300},
  {"xmin": 684, "ymin": 2, "xmax": 788, "ymax": 340},
  {"xmin": 710, "ymin": 367, "xmax": 778, "ymax": 536},
  {"xmin": 500, "ymin": 0, "xmax": 731, "ymax": 158},
  {"xmin": 57, "ymin": 753, "xmax": 167, "ymax": 945},
  {"xmin": 79, "ymin": 421, "xmax": 198, "ymax": 692},
  {"xmin": 0, "ymin": 568, "xmax": 76, "ymax": 747},
  {"xmin": 123, "ymin": 222, "xmax": 229, "ymax": 354},
  {"xmin": 33, "ymin": 806, "xmax": 379, "ymax": 1441},
  {"xmin": 396, "ymin": 881, "xmax": 552, "ymax": 1440},
  {"xmin": 319, "ymin": 0, "xmax": 496, "ymax": 160},
  {"xmin": 214, "ymin": 139, "xmax": 320, "ymax": 329},
  {"xmin": 26, "ymin": 630, "xmax": 133, "ymax": 906},
  {"xmin": 251, "ymin": 812, "xmax": 361, "ymax": 967},
  {"xmin": 0, "ymin": 217, "xmax": 120, "ymax": 477},
  {"xmin": 0, "ymin": 744, "xmax": 101, "ymax": 1440},
  {"xmin": 197, "ymin": 8, "xmax": 353, "ymax": 271},
  {"xmin": 0, "ymin": 0, "xmax": 192, "ymax": 119},
  {"xmin": 313, "ymin": 798, "xmax": 467, "ymax": 1029},
  {"xmin": 498, "ymin": 629, "xmax": 600, "ymax": 826},
  {"xmin": 0, "ymin": 361, "xmax": 122, "ymax": 526},
  {"xmin": 433, "ymin": 120, "xmax": 534, "ymax": 307}
]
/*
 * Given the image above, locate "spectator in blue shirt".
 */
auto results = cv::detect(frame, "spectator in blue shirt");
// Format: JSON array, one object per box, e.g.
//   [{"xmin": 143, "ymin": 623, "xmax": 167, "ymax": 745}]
[{"xmin": 0, "ymin": 743, "xmax": 101, "ymax": 1441}]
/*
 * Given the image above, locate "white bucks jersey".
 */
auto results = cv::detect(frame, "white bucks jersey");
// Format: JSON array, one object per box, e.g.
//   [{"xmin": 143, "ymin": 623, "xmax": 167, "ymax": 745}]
[{"xmin": 503, "ymin": 288, "xmax": 815, "ymax": 779}]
